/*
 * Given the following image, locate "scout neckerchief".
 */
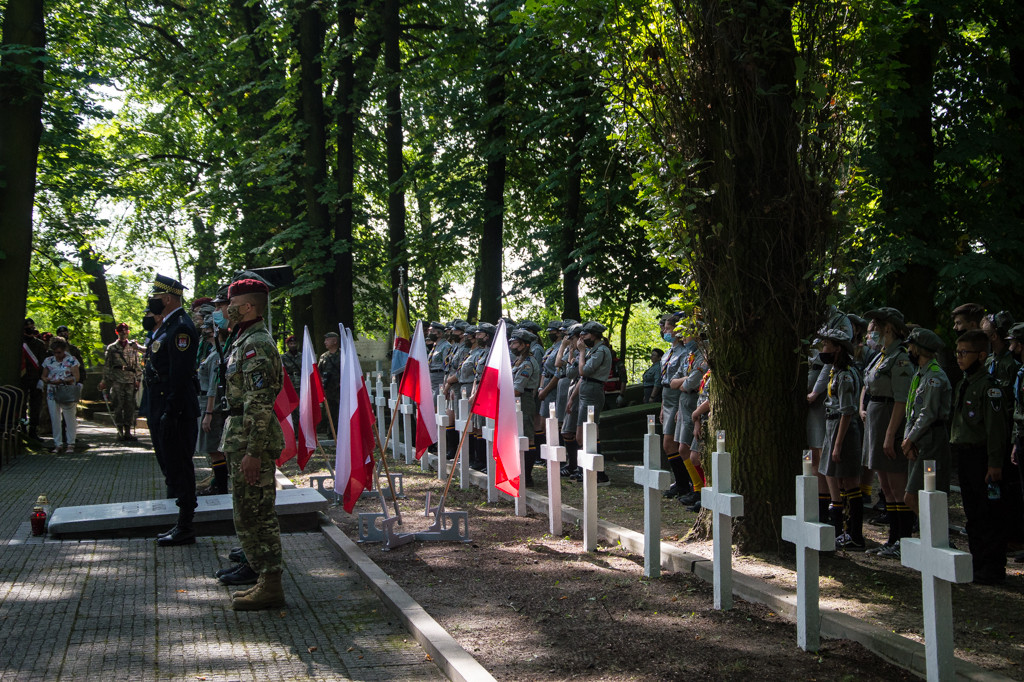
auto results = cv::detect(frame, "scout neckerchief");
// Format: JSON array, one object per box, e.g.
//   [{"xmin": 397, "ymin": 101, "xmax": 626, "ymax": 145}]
[
  {"xmin": 699, "ymin": 369, "xmax": 712, "ymax": 393},
  {"xmin": 906, "ymin": 359, "xmax": 939, "ymax": 422},
  {"xmin": 660, "ymin": 346, "xmax": 676, "ymax": 382}
]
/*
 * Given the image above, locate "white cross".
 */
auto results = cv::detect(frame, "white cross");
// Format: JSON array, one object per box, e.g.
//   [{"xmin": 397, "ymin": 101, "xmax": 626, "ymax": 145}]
[
  {"xmin": 374, "ymin": 373, "xmax": 387, "ymax": 442},
  {"xmin": 901, "ymin": 486, "xmax": 973, "ymax": 681},
  {"xmin": 701, "ymin": 440, "xmax": 743, "ymax": 610},
  {"xmin": 633, "ymin": 417, "xmax": 671, "ymax": 577},
  {"xmin": 781, "ymin": 458, "xmax": 835, "ymax": 652},
  {"xmin": 539, "ymin": 405, "xmax": 566, "ymax": 535},
  {"xmin": 434, "ymin": 393, "xmax": 450, "ymax": 482},
  {"xmin": 577, "ymin": 410, "xmax": 604, "ymax": 552},
  {"xmin": 514, "ymin": 399, "xmax": 530, "ymax": 517},
  {"xmin": 388, "ymin": 379, "xmax": 401, "ymax": 460},
  {"xmin": 399, "ymin": 396, "xmax": 416, "ymax": 466},
  {"xmin": 482, "ymin": 419, "xmax": 512, "ymax": 503},
  {"xmin": 454, "ymin": 392, "xmax": 471, "ymax": 490}
]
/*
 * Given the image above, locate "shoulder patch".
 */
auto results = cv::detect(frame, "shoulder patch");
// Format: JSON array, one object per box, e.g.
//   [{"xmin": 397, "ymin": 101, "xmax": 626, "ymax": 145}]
[
  {"xmin": 245, "ymin": 349, "xmax": 257, "ymax": 360},
  {"xmin": 988, "ymin": 388, "xmax": 1002, "ymax": 398},
  {"xmin": 928, "ymin": 378, "xmax": 941, "ymax": 387},
  {"xmin": 175, "ymin": 333, "xmax": 190, "ymax": 351},
  {"xmin": 896, "ymin": 359, "xmax": 909, "ymax": 367}
]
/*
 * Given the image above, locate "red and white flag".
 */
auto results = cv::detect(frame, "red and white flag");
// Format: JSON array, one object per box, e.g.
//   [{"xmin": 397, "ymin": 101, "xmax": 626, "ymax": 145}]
[
  {"xmin": 398, "ymin": 321, "xmax": 438, "ymax": 459},
  {"xmin": 334, "ymin": 326, "xmax": 377, "ymax": 513},
  {"xmin": 274, "ymin": 372, "xmax": 300, "ymax": 467},
  {"xmin": 471, "ymin": 320, "xmax": 520, "ymax": 497},
  {"xmin": 297, "ymin": 326, "xmax": 324, "ymax": 470}
]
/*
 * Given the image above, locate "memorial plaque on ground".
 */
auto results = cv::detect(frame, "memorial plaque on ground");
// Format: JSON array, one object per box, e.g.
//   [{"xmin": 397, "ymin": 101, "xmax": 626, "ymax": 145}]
[{"xmin": 48, "ymin": 488, "xmax": 329, "ymax": 539}]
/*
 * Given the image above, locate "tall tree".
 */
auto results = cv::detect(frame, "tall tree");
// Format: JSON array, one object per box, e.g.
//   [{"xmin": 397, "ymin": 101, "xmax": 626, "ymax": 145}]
[{"xmin": 0, "ymin": 0, "xmax": 46, "ymax": 385}]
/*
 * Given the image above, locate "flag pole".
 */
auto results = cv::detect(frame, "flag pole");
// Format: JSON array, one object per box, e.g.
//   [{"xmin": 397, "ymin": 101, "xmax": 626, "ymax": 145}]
[
  {"xmin": 439, "ymin": 375, "xmax": 481, "ymax": 506},
  {"xmin": 371, "ymin": 420, "xmax": 402, "ymax": 520}
]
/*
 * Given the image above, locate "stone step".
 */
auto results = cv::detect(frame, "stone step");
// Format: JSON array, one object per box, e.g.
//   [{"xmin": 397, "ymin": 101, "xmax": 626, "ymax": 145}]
[{"xmin": 46, "ymin": 487, "xmax": 329, "ymax": 539}]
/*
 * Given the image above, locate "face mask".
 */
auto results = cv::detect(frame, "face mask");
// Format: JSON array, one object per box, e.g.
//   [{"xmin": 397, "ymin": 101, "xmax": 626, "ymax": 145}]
[
  {"xmin": 142, "ymin": 316, "xmax": 157, "ymax": 332},
  {"xmin": 147, "ymin": 297, "xmax": 165, "ymax": 315},
  {"xmin": 662, "ymin": 332, "xmax": 673, "ymax": 343},
  {"xmin": 907, "ymin": 351, "xmax": 920, "ymax": 366},
  {"xmin": 212, "ymin": 310, "xmax": 229, "ymax": 329},
  {"xmin": 549, "ymin": 333, "xmax": 559, "ymax": 343},
  {"xmin": 584, "ymin": 338, "xmax": 596, "ymax": 348},
  {"xmin": 818, "ymin": 351, "xmax": 835, "ymax": 365},
  {"xmin": 226, "ymin": 304, "xmax": 245, "ymax": 325},
  {"xmin": 428, "ymin": 334, "xmax": 438, "ymax": 342}
]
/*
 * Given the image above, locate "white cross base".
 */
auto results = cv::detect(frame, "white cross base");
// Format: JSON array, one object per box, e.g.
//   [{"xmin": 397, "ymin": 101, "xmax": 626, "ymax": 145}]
[
  {"xmin": 578, "ymin": 419, "xmax": 604, "ymax": 552},
  {"xmin": 701, "ymin": 450, "xmax": 744, "ymax": 610},
  {"xmin": 434, "ymin": 394, "xmax": 450, "ymax": 481},
  {"xmin": 539, "ymin": 414, "xmax": 566, "ymax": 535},
  {"xmin": 901, "ymin": 489, "xmax": 973, "ymax": 682},
  {"xmin": 782, "ymin": 473, "xmax": 835, "ymax": 651},
  {"xmin": 454, "ymin": 396, "xmax": 471, "ymax": 490},
  {"xmin": 514, "ymin": 401, "xmax": 529, "ymax": 517},
  {"xmin": 633, "ymin": 431, "xmax": 671, "ymax": 577}
]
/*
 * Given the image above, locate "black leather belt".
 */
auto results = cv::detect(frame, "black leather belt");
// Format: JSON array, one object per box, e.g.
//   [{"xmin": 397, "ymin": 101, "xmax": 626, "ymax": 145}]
[
  {"xmin": 229, "ymin": 407, "xmax": 243, "ymax": 416},
  {"xmin": 826, "ymin": 413, "xmax": 842, "ymax": 420},
  {"xmin": 582, "ymin": 376, "xmax": 604, "ymax": 385},
  {"xmin": 868, "ymin": 396, "xmax": 894, "ymax": 403},
  {"xmin": 661, "ymin": 383, "xmax": 672, "ymax": 388}
]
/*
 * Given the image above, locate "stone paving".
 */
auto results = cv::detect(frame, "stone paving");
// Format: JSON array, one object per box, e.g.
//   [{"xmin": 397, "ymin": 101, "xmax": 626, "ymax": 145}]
[{"xmin": 0, "ymin": 422, "xmax": 445, "ymax": 681}]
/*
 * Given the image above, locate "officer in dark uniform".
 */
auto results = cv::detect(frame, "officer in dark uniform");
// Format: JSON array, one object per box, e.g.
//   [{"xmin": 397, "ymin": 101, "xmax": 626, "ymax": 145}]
[{"xmin": 144, "ymin": 274, "xmax": 201, "ymax": 547}]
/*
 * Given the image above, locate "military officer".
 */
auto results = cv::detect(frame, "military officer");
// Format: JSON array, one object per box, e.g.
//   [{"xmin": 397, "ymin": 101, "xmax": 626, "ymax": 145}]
[
  {"xmin": 99, "ymin": 322, "xmax": 142, "ymax": 441},
  {"xmin": 144, "ymin": 275, "xmax": 201, "ymax": 547},
  {"xmin": 950, "ymin": 329, "xmax": 1009, "ymax": 585},
  {"xmin": 215, "ymin": 278, "xmax": 286, "ymax": 609}
]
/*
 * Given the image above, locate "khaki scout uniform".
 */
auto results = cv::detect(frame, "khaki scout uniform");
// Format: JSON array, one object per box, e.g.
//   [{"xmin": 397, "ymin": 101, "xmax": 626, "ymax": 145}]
[
  {"xmin": 904, "ymin": 359, "xmax": 952, "ymax": 493},
  {"xmin": 862, "ymin": 341, "xmax": 914, "ymax": 472},
  {"xmin": 102, "ymin": 340, "xmax": 142, "ymax": 430},
  {"xmin": 222, "ymin": 320, "xmax": 285, "ymax": 575},
  {"xmin": 950, "ymin": 366, "xmax": 1009, "ymax": 582},
  {"xmin": 513, "ymin": 352, "xmax": 541, "ymax": 444}
]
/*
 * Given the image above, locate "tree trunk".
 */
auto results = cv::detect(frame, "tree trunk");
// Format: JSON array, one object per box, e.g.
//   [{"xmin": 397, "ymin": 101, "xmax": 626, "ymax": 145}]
[
  {"xmin": 384, "ymin": 0, "xmax": 407, "ymax": 318},
  {"xmin": 416, "ymin": 183, "xmax": 441, "ymax": 321},
  {"xmin": 478, "ymin": 0, "xmax": 506, "ymax": 323},
  {"xmin": 560, "ymin": 109, "xmax": 586, "ymax": 322},
  {"xmin": 466, "ymin": 268, "xmax": 481, "ymax": 324},
  {"xmin": 297, "ymin": 0, "xmax": 334, "ymax": 339},
  {"xmin": 883, "ymin": 9, "xmax": 939, "ymax": 328},
  {"xmin": 80, "ymin": 247, "xmax": 116, "ymax": 345},
  {"xmin": 191, "ymin": 214, "xmax": 217, "ymax": 292},
  {"xmin": 0, "ymin": 0, "xmax": 45, "ymax": 386}
]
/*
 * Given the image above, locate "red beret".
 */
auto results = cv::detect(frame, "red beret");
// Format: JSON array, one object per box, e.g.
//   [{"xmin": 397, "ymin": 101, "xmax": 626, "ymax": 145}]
[
  {"xmin": 228, "ymin": 278, "xmax": 270, "ymax": 299},
  {"xmin": 190, "ymin": 297, "xmax": 214, "ymax": 310},
  {"xmin": 116, "ymin": 322, "xmax": 130, "ymax": 332},
  {"xmin": 286, "ymin": 335, "xmax": 296, "ymax": 342}
]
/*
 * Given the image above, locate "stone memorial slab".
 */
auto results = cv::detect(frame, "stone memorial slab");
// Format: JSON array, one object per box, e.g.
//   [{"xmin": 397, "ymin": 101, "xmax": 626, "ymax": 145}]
[{"xmin": 48, "ymin": 487, "xmax": 329, "ymax": 538}]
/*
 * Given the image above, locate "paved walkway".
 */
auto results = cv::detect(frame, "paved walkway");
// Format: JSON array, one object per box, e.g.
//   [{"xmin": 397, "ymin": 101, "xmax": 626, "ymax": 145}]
[{"xmin": 0, "ymin": 422, "xmax": 444, "ymax": 681}]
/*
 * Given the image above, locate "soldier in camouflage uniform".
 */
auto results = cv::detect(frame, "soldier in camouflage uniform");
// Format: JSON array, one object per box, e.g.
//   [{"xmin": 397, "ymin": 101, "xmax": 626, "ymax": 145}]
[
  {"xmin": 281, "ymin": 335, "xmax": 302, "ymax": 391},
  {"xmin": 220, "ymin": 279, "xmax": 287, "ymax": 610},
  {"xmin": 318, "ymin": 332, "xmax": 341, "ymax": 430},
  {"xmin": 99, "ymin": 322, "xmax": 142, "ymax": 441}
]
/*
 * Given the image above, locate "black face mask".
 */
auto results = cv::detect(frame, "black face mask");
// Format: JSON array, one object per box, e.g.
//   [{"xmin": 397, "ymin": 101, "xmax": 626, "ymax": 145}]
[
  {"xmin": 428, "ymin": 334, "xmax": 438, "ymax": 342},
  {"xmin": 142, "ymin": 315, "xmax": 157, "ymax": 332},
  {"xmin": 818, "ymin": 351, "xmax": 836, "ymax": 365},
  {"xmin": 147, "ymin": 297, "xmax": 166, "ymax": 315},
  {"xmin": 583, "ymin": 338, "xmax": 596, "ymax": 348},
  {"xmin": 548, "ymin": 333, "xmax": 559, "ymax": 343}
]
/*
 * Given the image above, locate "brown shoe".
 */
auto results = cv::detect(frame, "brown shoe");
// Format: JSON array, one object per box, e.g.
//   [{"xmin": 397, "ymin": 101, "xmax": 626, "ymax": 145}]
[{"xmin": 231, "ymin": 571, "xmax": 285, "ymax": 611}]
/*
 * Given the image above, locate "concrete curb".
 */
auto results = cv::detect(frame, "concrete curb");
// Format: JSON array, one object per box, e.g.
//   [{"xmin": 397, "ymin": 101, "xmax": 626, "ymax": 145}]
[
  {"xmin": 320, "ymin": 521, "xmax": 496, "ymax": 682},
  {"xmin": 483, "ymin": 469, "xmax": 1011, "ymax": 682}
]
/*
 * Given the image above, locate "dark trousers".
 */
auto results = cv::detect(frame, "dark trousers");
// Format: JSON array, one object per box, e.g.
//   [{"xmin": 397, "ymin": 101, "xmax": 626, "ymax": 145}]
[
  {"xmin": 954, "ymin": 445, "xmax": 1007, "ymax": 580},
  {"xmin": 149, "ymin": 403, "xmax": 198, "ymax": 514},
  {"xmin": 19, "ymin": 376, "xmax": 42, "ymax": 437}
]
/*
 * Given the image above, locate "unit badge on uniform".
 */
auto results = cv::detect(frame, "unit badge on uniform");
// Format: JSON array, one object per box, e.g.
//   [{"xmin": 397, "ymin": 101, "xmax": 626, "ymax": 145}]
[
  {"xmin": 151, "ymin": 341, "xmax": 162, "ymax": 353},
  {"xmin": 245, "ymin": 349, "xmax": 257, "ymax": 360},
  {"xmin": 988, "ymin": 388, "xmax": 1002, "ymax": 398},
  {"xmin": 176, "ymin": 333, "xmax": 190, "ymax": 351},
  {"xmin": 928, "ymin": 378, "xmax": 941, "ymax": 387},
  {"xmin": 251, "ymin": 370, "xmax": 264, "ymax": 388}
]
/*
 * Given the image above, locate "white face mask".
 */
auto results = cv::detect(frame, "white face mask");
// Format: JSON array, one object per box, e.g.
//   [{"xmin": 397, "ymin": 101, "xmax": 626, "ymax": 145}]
[{"xmin": 866, "ymin": 331, "xmax": 880, "ymax": 349}]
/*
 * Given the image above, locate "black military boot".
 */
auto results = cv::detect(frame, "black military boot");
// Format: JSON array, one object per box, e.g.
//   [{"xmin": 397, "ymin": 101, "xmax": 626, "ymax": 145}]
[{"xmin": 157, "ymin": 509, "xmax": 196, "ymax": 547}]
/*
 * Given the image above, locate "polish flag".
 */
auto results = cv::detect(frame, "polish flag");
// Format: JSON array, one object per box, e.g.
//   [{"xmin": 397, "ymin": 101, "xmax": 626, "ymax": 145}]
[
  {"xmin": 471, "ymin": 320, "xmax": 519, "ymax": 496},
  {"xmin": 297, "ymin": 326, "xmax": 324, "ymax": 470},
  {"xmin": 398, "ymin": 321, "xmax": 438, "ymax": 459},
  {"xmin": 334, "ymin": 326, "xmax": 377, "ymax": 513},
  {"xmin": 274, "ymin": 372, "xmax": 300, "ymax": 467}
]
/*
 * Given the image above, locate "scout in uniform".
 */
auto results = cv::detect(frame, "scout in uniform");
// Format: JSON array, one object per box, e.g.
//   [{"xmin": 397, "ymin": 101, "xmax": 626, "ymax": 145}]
[
  {"xmin": 659, "ymin": 314, "xmax": 689, "ymax": 498},
  {"xmin": 950, "ymin": 329, "xmax": 1009, "ymax": 585},
  {"xmin": 557, "ymin": 322, "xmax": 582, "ymax": 477},
  {"xmin": 673, "ymin": 322, "xmax": 709, "ymax": 505},
  {"xmin": 901, "ymin": 328, "xmax": 952, "ymax": 510},
  {"xmin": 99, "ymin": 322, "xmax": 142, "ymax": 441},
  {"xmin": 467, "ymin": 324, "xmax": 495, "ymax": 471},
  {"xmin": 982, "ymin": 311, "xmax": 1019, "ymax": 390},
  {"xmin": 144, "ymin": 275, "xmax": 201, "ymax": 547},
  {"xmin": 536, "ymin": 320, "xmax": 565, "ymax": 449},
  {"xmin": 817, "ymin": 327, "xmax": 865, "ymax": 550},
  {"xmin": 510, "ymin": 329, "xmax": 541, "ymax": 485},
  {"xmin": 219, "ymin": 279, "xmax": 287, "ymax": 609},
  {"xmin": 573, "ymin": 321, "xmax": 612, "ymax": 485},
  {"xmin": 859, "ymin": 307, "xmax": 913, "ymax": 555},
  {"xmin": 427, "ymin": 321, "xmax": 450, "ymax": 396}
]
